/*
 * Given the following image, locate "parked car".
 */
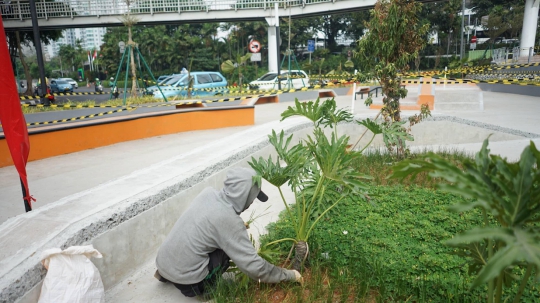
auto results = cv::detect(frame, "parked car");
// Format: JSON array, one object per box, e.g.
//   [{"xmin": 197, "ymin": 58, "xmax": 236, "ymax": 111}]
[
  {"xmin": 50, "ymin": 79, "xmax": 74, "ymax": 93},
  {"xmin": 151, "ymin": 71, "xmax": 228, "ymax": 100},
  {"xmin": 58, "ymin": 78, "xmax": 78, "ymax": 89},
  {"xmin": 249, "ymin": 70, "xmax": 309, "ymax": 90},
  {"xmin": 501, "ymin": 38, "xmax": 519, "ymax": 45},
  {"xmin": 156, "ymin": 75, "xmax": 170, "ymax": 83}
]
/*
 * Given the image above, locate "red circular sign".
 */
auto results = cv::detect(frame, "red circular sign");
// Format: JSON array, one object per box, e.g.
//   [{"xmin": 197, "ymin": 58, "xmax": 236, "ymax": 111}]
[
  {"xmin": 248, "ymin": 40, "xmax": 261, "ymax": 53},
  {"xmin": 471, "ymin": 36, "xmax": 477, "ymax": 43}
]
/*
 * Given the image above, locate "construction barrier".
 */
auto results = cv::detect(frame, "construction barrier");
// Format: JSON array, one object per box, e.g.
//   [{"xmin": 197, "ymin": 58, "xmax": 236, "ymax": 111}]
[
  {"xmin": 401, "ymin": 62, "xmax": 540, "ymax": 78},
  {"xmin": 400, "ymin": 79, "xmax": 540, "ymax": 86},
  {"xmin": 13, "ymin": 76, "xmax": 539, "ymax": 128},
  {"xmin": 19, "ymin": 91, "xmax": 107, "ymax": 101}
]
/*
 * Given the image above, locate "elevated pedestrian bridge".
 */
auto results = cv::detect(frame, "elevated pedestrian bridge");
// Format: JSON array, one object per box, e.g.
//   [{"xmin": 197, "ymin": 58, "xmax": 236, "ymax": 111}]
[{"xmin": 2, "ymin": 0, "xmax": 369, "ymax": 30}]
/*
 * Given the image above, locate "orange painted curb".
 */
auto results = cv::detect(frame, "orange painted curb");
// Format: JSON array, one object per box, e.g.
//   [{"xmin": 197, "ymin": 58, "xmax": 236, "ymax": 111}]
[
  {"xmin": 318, "ymin": 90, "xmax": 337, "ymax": 98},
  {"xmin": 241, "ymin": 95, "xmax": 279, "ymax": 105},
  {"xmin": 0, "ymin": 107, "xmax": 254, "ymax": 168}
]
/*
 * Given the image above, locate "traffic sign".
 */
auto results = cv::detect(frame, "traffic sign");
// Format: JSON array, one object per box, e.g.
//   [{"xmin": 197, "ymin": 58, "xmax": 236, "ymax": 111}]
[
  {"xmin": 307, "ymin": 40, "xmax": 315, "ymax": 52},
  {"xmin": 471, "ymin": 36, "xmax": 477, "ymax": 43},
  {"xmin": 250, "ymin": 53, "xmax": 261, "ymax": 62},
  {"xmin": 248, "ymin": 40, "xmax": 261, "ymax": 53}
]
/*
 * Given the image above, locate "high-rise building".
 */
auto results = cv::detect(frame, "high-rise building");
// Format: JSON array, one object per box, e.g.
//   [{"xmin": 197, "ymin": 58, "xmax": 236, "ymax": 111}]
[{"xmin": 46, "ymin": 27, "xmax": 107, "ymax": 58}]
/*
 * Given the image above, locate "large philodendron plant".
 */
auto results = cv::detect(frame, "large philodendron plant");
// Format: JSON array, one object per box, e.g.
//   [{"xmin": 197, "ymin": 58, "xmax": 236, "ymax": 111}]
[
  {"xmin": 391, "ymin": 139, "xmax": 540, "ymax": 303},
  {"xmin": 249, "ymin": 98, "xmax": 371, "ymax": 271}
]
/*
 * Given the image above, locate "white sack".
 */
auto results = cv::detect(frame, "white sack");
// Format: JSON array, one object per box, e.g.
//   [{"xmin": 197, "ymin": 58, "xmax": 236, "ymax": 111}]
[{"xmin": 37, "ymin": 245, "xmax": 105, "ymax": 303}]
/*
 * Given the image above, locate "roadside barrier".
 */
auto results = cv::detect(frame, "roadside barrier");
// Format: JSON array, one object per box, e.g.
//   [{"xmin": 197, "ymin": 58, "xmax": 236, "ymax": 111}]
[
  {"xmin": 401, "ymin": 62, "xmax": 540, "ymax": 78},
  {"xmin": 15, "ymin": 76, "xmax": 539, "ymax": 128},
  {"xmin": 19, "ymin": 91, "xmax": 107, "ymax": 101},
  {"xmin": 0, "ymin": 107, "xmax": 136, "ymax": 128},
  {"xmin": 401, "ymin": 79, "xmax": 540, "ymax": 86},
  {"xmin": 15, "ymin": 86, "xmax": 334, "ymax": 127}
]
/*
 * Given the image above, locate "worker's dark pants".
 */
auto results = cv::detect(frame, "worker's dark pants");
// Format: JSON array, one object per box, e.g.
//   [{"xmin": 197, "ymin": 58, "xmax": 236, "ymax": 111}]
[{"xmin": 173, "ymin": 249, "xmax": 230, "ymax": 297}]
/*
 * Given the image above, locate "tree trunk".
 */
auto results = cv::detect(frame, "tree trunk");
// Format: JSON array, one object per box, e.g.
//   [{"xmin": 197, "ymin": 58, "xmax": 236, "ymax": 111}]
[
  {"xmin": 128, "ymin": 26, "xmax": 137, "ymax": 98},
  {"xmin": 7, "ymin": 32, "xmax": 18, "ymax": 70},
  {"xmin": 16, "ymin": 31, "xmax": 33, "ymax": 96},
  {"xmin": 292, "ymin": 241, "xmax": 309, "ymax": 271}
]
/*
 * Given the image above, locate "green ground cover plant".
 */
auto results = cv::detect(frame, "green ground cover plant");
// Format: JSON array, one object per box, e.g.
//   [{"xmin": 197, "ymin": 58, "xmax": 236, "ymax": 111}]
[
  {"xmin": 392, "ymin": 140, "xmax": 540, "ymax": 303},
  {"xmin": 263, "ymin": 185, "xmax": 488, "ymax": 302}
]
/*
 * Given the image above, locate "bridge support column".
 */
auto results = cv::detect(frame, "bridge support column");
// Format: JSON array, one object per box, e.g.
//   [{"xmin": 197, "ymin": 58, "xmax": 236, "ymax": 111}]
[
  {"xmin": 267, "ymin": 26, "xmax": 278, "ymax": 73},
  {"xmin": 520, "ymin": 0, "xmax": 539, "ymax": 58}
]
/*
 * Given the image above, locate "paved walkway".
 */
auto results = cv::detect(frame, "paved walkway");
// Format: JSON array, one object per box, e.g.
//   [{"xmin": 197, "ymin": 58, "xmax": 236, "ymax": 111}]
[{"xmin": 1, "ymin": 90, "xmax": 539, "ymax": 302}]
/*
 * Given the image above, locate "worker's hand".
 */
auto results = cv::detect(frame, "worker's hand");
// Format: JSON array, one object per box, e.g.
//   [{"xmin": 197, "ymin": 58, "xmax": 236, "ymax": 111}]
[
  {"xmin": 244, "ymin": 222, "xmax": 250, "ymax": 229},
  {"xmin": 292, "ymin": 270, "xmax": 303, "ymax": 285}
]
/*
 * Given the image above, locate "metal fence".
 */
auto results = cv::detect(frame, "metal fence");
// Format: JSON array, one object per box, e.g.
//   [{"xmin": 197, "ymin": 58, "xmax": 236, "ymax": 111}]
[{"xmin": 0, "ymin": 0, "xmax": 337, "ymax": 20}]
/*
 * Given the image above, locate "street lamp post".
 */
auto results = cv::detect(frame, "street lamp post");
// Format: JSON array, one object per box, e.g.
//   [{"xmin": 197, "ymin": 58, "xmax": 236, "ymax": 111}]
[
  {"xmin": 29, "ymin": 0, "xmax": 48, "ymax": 105},
  {"xmin": 275, "ymin": 3, "xmax": 281, "ymax": 90},
  {"xmin": 460, "ymin": 0, "xmax": 465, "ymax": 60}
]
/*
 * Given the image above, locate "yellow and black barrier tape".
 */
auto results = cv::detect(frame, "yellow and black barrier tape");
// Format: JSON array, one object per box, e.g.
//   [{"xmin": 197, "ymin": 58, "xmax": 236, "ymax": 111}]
[
  {"xmin": 401, "ymin": 62, "xmax": 540, "ymax": 77},
  {"xmin": 401, "ymin": 79, "xmax": 540, "ymax": 86},
  {"xmin": 19, "ymin": 91, "xmax": 107, "ymax": 101},
  {"xmin": 21, "ymin": 102, "xmax": 189, "ymax": 109},
  {"xmin": 0, "ymin": 107, "xmax": 136, "ymax": 129}
]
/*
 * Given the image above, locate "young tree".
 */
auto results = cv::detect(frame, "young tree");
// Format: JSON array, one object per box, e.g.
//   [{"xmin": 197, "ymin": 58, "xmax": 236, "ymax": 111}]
[
  {"xmin": 58, "ymin": 44, "xmax": 77, "ymax": 72},
  {"xmin": 6, "ymin": 30, "xmax": 62, "ymax": 95},
  {"xmin": 120, "ymin": 0, "xmax": 140, "ymax": 98},
  {"xmin": 355, "ymin": 0, "xmax": 429, "ymax": 122}
]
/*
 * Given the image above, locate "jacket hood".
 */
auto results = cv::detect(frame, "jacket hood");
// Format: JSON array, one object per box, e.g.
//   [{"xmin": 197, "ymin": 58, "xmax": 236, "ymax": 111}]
[{"xmin": 220, "ymin": 167, "xmax": 261, "ymax": 214}]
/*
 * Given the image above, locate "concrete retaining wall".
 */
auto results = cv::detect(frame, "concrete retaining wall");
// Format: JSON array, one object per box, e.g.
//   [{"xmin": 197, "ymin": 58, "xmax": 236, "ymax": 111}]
[
  {"xmin": 434, "ymin": 86, "xmax": 484, "ymax": 111},
  {"xmin": 477, "ymin": 83, "xmax": 540, "ymax": 97},
  {"xmin": 2, "ymin": 116, "xmax": 537, "ymax": 303},
  {"xmin": 0, "ymin": 106, "xmax": 255, "ymax": 168}
]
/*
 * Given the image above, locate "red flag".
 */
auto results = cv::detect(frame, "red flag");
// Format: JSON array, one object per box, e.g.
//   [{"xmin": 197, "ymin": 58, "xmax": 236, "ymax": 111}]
[{"xmin": 0, "ymin": 11, "xmax": 34, "ymax": 211}]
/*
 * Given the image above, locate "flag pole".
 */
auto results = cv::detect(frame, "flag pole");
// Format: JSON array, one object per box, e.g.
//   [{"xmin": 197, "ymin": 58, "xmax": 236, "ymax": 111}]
[{"xmin": 20, "ymin": 178, "xmax": 32, "ymax": 212}]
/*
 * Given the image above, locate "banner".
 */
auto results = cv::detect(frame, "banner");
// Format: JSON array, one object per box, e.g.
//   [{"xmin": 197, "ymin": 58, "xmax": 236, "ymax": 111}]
[{"xmin": 0, "ymin": 11, "xmax": 34, "ymax": 211}]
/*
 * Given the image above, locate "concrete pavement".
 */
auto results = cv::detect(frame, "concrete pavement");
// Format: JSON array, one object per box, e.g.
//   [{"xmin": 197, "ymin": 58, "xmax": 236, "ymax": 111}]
[{"xmin": 1, "ymin": 89, "xmax": 539, "ymax": 303}]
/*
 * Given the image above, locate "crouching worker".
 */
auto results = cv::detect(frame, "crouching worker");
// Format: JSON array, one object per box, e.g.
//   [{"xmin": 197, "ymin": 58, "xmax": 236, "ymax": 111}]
[{"xmin": 155, "ymin": 167, "xmax": 302, "ymax": 298}]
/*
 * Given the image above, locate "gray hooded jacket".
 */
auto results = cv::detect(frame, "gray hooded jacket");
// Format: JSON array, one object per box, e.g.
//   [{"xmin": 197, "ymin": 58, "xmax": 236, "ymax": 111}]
[{"xmin": 156, "ymin": 167, "xmax": 296, "ymax": 284}]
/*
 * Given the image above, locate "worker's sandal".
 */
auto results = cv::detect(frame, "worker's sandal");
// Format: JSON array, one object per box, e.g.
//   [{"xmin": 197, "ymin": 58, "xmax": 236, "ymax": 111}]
[{"xmin": 154, "ymin": 270, "xmax": 168, "ymax": 283}]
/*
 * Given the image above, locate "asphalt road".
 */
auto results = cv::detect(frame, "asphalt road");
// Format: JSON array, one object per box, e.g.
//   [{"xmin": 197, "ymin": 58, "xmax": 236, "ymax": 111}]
[{"xmin": 11, "ymin": 87, "xmax": 352, "ymax": 131}]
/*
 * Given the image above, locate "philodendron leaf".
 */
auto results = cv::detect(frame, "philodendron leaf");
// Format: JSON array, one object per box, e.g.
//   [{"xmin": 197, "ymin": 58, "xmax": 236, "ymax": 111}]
[
  {"xmin": 248, "ymin": 155, "xmax": 290, "ymax": 187},
  {"xmin": 306, "ymin": 129, "xmax": 370, "ymax": 193},
  {"xmin": 320, "ymin": 98, "xmax": 354, "ymax": 128},
  {"xmin": 357, "ymin": 118, "xmax": 383, "ymax": 135},
  {"xmin": 268, "ymin": 130, "xmax": 293, "ymax": 162},
  {"xmin": 281, "ymin": 98, "xmax": 327, "ymax": 125},
  {"xmin": 447, "ymin": 227, "xmax": 540, "ymax": 288},
  {"xmin": 382, "ymin": 120, "xmax": 414, "ymax": 147}
]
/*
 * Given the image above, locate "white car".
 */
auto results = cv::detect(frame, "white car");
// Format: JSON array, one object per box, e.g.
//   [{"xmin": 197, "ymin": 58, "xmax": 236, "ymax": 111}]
[
  {"xmin": 59, "ymin": 78, "xmax": 78, "ymax": 89},
  {"xmin": 249, "ymin": 70, "xmax": 309, "ymax": 90}
]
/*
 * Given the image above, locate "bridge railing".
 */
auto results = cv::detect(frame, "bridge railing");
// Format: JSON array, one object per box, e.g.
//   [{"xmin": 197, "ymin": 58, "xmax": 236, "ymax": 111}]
[{"xmin": 1, "ymin": 0, "xmax": 335, "ymax": 21}]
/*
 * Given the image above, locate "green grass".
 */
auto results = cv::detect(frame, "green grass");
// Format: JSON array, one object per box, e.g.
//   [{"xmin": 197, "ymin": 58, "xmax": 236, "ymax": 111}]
[
  {"xmin": 211, "ymin": 150, "xmax": 539, "ymax": 302},
  {"xmin": 352, "ymin": 148, "xmax": 473, "ymax": 187}
]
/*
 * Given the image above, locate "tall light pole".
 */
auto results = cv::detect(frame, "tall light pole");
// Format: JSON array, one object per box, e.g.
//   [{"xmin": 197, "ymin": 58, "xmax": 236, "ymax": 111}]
[
  {"xmin": 29, "ymin": 0, "xmax": 48, "ymax": 105},
  {"xmin": 275, "ymin": 3, "xmax": 281, "ymax": 90},
  {"xmin": 460, "ymin": 0, "xmax": 465, "ymax": 60}
]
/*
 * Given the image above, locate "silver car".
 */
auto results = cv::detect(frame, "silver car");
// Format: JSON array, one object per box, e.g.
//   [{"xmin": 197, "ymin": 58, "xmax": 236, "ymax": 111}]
[{"xmin": 59, "ymin": 78, "xmax": 78, "ymax": 89}]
